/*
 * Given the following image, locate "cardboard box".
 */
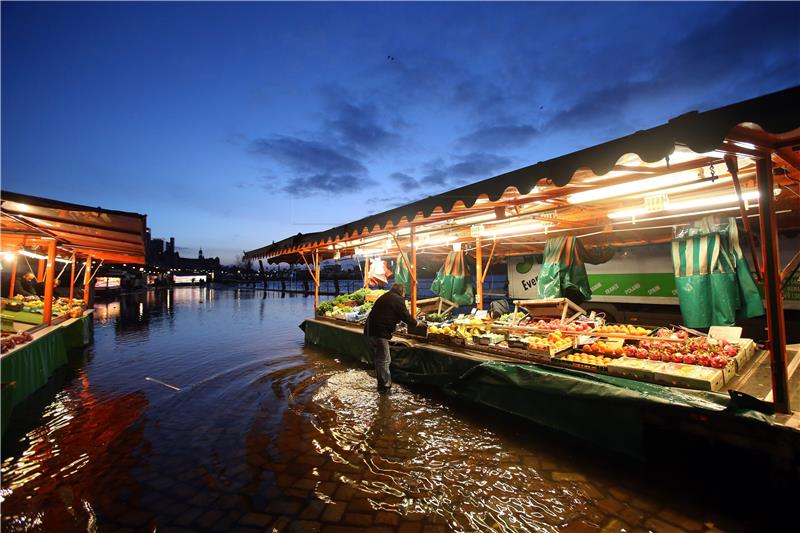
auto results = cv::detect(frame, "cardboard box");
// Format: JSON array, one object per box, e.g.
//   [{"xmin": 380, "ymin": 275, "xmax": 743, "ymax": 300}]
[
  {"xmin": 607, "ymin": 357, "xmax": 665, "ymax": 382},
  {"xmin": 722, "ymin": 359, "xmax": 737, "ymax": 384},
  {"xmin": 654, "ymin": 362, "xmax": 724, "ymax": 391},
  {"xmin": 550, "ymin": 356, "xmax": 609, "ymax": 373},
  {"xmin": 732, "ymin": 339, "xmax": 757, "ymax": 371}
]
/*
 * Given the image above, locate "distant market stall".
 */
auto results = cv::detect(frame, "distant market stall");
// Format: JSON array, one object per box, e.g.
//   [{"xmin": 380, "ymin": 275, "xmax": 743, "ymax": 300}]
[
  {"xmin": 1, "ymin": 191, "xmax": 147, "ymax": 433},
  {"xmin": 245, "ymin": 87, "xmax": 800, "ymax": 458}
]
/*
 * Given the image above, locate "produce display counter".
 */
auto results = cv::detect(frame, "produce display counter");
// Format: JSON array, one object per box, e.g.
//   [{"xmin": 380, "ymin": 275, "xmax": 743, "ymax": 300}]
[
  {"xmin": 302, "ymin": 318, "xmax": 800, "ymax": 459},
  {"xmin": 0, "ymin": 310, "xmax": 94, "ymax": 436},
  {"xmin": 1, "ymin": 309, "xmax": 46, "ymax": 326}
]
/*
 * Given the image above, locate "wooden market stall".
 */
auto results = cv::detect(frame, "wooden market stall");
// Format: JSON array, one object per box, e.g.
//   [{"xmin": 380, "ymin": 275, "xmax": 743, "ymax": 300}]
[
  {"xmin": 245, "ymin": 87, "xmax": 800, "ymax": 460},
  {"xmin": 1, "ymin": 191, "xmax": 147, "ymax": 434}
]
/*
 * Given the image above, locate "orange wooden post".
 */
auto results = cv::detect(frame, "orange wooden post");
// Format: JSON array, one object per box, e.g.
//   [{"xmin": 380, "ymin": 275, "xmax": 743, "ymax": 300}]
[
  {"xmin": 314, "ymin": 248, "xmax": 320, "ymax": 313},
  {"xmin": 475, "ymin": 235, "xmax": 483, "ymax": 310},
  {"xmin": 364, "ymin": 256, "xmax": 370, "ymax": 288},
  {"xmin": 410, "ymin": 227, "xmax": 417, "ymax": 317},
  {"xmin": 83, "ymin": 255, "xmax": 93, "ymax": 306},
  {"xmin": 37, "ymin": 259, "xmax": 45, "ymax": 282},
  {"xmin": 756, "ymin": 157, "xmax": 790, "ymax": 413},
  {"xmin": 42, "ymin": 240, "xmax": 57, "ymax": 325},
  {"xmin": 69, "ymin": 255, "xmax": 76, "ymax": 304},
  {"xmin": 9, "ymin": 256, "xmax": 17, "ymax": 298}
]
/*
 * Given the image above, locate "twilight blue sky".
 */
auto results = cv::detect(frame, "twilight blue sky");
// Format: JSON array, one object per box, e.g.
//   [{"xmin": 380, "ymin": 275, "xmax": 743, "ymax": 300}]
[{"xmin": 2, "ymin": 2, "xmax": 798, "ymax": 264}]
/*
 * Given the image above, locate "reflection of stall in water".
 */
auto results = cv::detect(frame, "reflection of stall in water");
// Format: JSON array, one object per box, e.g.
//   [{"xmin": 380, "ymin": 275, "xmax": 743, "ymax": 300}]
[
  {"xmin": 244, "ymin": 87, "xmax": 800, "ymax": 460},
  {"xmin": 1, "ymin": 191, "xmax": 146, "ymax": 434}
]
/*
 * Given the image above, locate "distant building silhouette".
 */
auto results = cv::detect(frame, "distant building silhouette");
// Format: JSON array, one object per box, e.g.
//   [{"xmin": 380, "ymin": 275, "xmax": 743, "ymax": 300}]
[{"xmin": 144, "ymin": 228, "xmax": 220, "ymax": 270}]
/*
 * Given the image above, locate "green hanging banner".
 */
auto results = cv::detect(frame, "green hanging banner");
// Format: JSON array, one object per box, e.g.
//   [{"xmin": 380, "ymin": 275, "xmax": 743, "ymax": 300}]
[
  {"xmin": 430, "ymin": 251, "xmax": 475, "ymax": 306},
  {"xmin": 394, "ymin": 253, "xmax": 412, "ymax": 293},
  {"xmin": 671, "ymin": 217, "xmax": 763, "ymax": 328},
  {"xmin": 537, "ymin": 235, "xmax": 592, "ymax": 303}
]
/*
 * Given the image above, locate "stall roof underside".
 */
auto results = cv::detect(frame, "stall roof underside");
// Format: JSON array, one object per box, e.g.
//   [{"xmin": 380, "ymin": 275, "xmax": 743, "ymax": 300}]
[
  {"xmin": 1, "ymin": 191, "xmax": 147, "ymax": 264},
  {"xmin": 245, "ymin": 86, "xmax": 800, "ymax": 264}
]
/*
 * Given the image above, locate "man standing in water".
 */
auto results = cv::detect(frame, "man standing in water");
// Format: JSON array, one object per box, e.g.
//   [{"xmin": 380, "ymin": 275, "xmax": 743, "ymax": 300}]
[{"xmin": 364, "ymin": 283, "xmax": 422, "ymax": 393}]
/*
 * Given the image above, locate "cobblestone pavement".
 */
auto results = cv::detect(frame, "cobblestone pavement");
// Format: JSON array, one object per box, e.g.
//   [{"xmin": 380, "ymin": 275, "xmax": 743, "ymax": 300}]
[{"xmin": 0, "ymin": 290, "xmax": 772, "ymax": 532}]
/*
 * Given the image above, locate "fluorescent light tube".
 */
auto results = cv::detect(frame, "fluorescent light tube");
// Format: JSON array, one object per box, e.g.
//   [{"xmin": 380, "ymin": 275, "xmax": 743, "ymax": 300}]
[
  {"xmin": 608, "ymin": 190, "xmax": 761, "ymax": 220},
  {"xmin": 568, "ymin": 171, "xmax": 699, "ymax": 204},
  {"xmin": 487, "ymin": 222, "xmax": 546, "ymax": 237}
]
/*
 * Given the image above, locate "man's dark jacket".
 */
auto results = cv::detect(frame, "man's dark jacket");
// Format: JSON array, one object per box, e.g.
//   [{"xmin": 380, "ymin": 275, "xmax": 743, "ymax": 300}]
[
  {"xmin": 364, "ymin": 290, "xmax": 416, "ymax": 340},
  {"xmin": 16, "ymin": 276, "xmax": 39, "ymax": 297}
]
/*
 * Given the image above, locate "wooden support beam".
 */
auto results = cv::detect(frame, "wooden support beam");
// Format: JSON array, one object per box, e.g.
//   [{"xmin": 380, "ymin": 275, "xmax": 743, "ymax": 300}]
[
  {"xmin": 775, "ymin": 147, "xmax": 800, "ymax": 173},
  {"xmin": 482, "ymin": 238, "xmax": 497, "ymax": 284},
  {"xmin": 298, "ymin": 251, "xmax": 318, "ymax": 284},
  {"xmin": 69, "ymin": 255, "xmax": 76, "ymax": 304},
  {"xmin": 756, "ymin": 157, "xmax": 790, "ymax": 414},
  {"xmin": 314, "ymin": 248, "xmax": 320, "ymax": 313},
  {"xmin": 364, "ymin": 256, "xmax": 370, "ymax": 288},
  {"xmin": 781, "ymin": 248, "xmax": 800, "ymax": 290},
  {"xmin": 389, "ymin": 232, "xmax": 418, "ymax": 284},
  {"xmin": 42, "ymin": 240, "xmax": 57, "ymax": 325},
  {"xmin": 410, "ymin": 227, "xmax": 417, "ymax": 317},
  {"xmin": 8, "ymin": 256, "xmax": 17, "ymax": 298},
  {"xmin": 37, "ymin": 259, "xmax": 45, "ymax": 282},
  {"xmin": 83, "ymin": 256, "xmax": 93, "ymax": 306},
  {"xmin": 725, "ymin": 155, "xmax": 762, "ymax": 280},
  {"xmin": 475, "ymin": 235, "xmax": 483, "ymax": 310}
]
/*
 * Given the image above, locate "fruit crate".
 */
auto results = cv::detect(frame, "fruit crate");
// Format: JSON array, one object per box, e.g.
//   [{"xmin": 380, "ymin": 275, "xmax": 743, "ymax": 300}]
[
  {"xmin": 607, "ymin": 357, "xmax": 665, "ymax": 382},
  {"xmin": 527, "ymin": 343, "xmax": 573, "ymax": 358},
  {"xmin": 549, "ymin": 356, "xmax": 609, "ymax": 373},
  {"xmin": 732, "ymin": 339, "xmax": 756, "ymax": 371},
  {"xmin": 473, "ymin": 333, "xmax": 505, "ymax": 346},
  {"xmin": 653, "ymin": 363, "xmax": 724, "ymax": 391},
  {"xmin": 507, "ymin": 338, "xmax": 529, "ymax": 350},
  {"xmin": 590, "ymin": 324, "xmax": 658, "ymax": 338},
  {"xmin": 427, "ymin": 332, "xmax": 450, "ymax": 344}
]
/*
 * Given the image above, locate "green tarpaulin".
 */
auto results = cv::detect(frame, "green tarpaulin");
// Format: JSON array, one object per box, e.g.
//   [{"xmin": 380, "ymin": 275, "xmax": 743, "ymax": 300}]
[
  {"xmin": 1, "ymin": 310, "xmax": 45, "ymax": 325},
  {"xmin": 1, "ymin": 314, "xmax": 93, "ymax": 436},
  {"xmin": 394, "ymin": 253, "xmax": 412, "ymax": 293},
  {"xmin": 303, "ymin": 319, "xmax": 776, "ymax": 458},
  {"xmin": 538, "ymin": 235, "xmax": 592, "ymax": 303},
  {"xmin": 672, "ymin": 217, "xmax": 763, "ymax": 328},
  {"xmin": 430, "ymin": 251, "xmax": 475, "ymax": 306}
]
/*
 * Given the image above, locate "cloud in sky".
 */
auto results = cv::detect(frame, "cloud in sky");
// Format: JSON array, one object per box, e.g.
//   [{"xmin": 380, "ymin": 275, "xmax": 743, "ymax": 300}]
[
  {"xmin": 250, "ymin": 136, "xmax": 366, "ymax": 176},
  {"xmin": 389, "ymin": 171, "xmax": 421, "ymax": 190},
  {"xmin": 2, "ymin": 1, "xmax": 798, "ymax": 262},
  {"xmin": 322, "ymin": 91, "xmax": 403, "ymax": 153},
  {"xmin": 458, "ymin": 124, "xmax": 539, "ymax": 150}
]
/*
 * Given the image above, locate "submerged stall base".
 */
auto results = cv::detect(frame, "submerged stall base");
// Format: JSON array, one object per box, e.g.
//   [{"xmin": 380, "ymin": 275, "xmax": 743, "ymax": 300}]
[
  {"xmin": 1, "ymin": 312, "xmax": 94, "ymax": 436},
  {"xmin": 303, "ymin": 319, "xmax": 800, "ymax": 473}
]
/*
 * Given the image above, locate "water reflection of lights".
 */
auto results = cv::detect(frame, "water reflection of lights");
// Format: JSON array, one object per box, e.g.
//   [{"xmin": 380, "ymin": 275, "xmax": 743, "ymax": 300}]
[
  {"xmin": 94, "ymin": 302, "xmax": 120, "ymax": 322},
  {"xmin": 306, "ymin": 371, "xmax": 576, "ymax": 531},
  {"xmin": 138, "ymin": 302, "xmax": 144, "ymax": 320}
]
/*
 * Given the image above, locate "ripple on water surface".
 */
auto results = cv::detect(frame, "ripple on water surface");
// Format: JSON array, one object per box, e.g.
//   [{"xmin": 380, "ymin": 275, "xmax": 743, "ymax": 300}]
[{"xmin": 0, "ymin": 288, "xmax": 746, "ymax": 531}]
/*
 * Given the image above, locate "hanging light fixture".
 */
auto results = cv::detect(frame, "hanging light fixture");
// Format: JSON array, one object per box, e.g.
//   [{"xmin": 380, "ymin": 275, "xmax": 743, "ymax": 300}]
[
  {"xmin": 567, "ymin": 170, "xmax": 700, "ymax": 204},
  {"xmin": 608, "ymin": 190, "xmax": 763, "ymax": 220}
]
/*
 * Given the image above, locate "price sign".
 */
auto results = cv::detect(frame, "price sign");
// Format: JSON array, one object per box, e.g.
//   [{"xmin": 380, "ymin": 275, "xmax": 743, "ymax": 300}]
[{"xmin": 708, "ymin": 326, "xmax": 742, "ymax": 343}]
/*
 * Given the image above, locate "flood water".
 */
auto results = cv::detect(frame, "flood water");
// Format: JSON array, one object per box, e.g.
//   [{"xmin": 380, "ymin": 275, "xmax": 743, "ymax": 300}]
[{"xmin": 0, "ymin": 288, "xmax": 777, "ymax": 532}]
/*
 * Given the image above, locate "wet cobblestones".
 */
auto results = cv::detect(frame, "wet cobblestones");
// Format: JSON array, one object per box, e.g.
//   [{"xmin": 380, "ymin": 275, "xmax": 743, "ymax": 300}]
[{"xmin": 0, "ymin": 290, "xmax": 774, "ymax": 531}]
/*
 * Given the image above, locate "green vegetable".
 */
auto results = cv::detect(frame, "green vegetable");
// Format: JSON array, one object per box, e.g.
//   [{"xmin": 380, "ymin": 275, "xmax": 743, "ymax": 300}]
[
  {"xmin": 425, "ymin": 312, "xmax": 451, "ymax": 323},
  {"xmin": 317, "ymin": 301, "xmax": 335, "ymax": 315}
]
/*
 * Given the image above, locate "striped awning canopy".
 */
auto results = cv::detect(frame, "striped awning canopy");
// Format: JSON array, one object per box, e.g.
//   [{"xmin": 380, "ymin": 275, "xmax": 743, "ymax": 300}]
[
  {"xmin": 1, "ymin": 191, "xmax": 147, "ymax": 264},
  {"xmin": 246, "ymin": 86, "xmax": 800, "ymax": 264}
]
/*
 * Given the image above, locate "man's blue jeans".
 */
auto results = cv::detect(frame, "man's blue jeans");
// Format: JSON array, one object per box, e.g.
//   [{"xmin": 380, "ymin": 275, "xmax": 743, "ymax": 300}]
[{"xmin": 369, "ymin": 337, "xmax": 391, "ymax": 390}]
